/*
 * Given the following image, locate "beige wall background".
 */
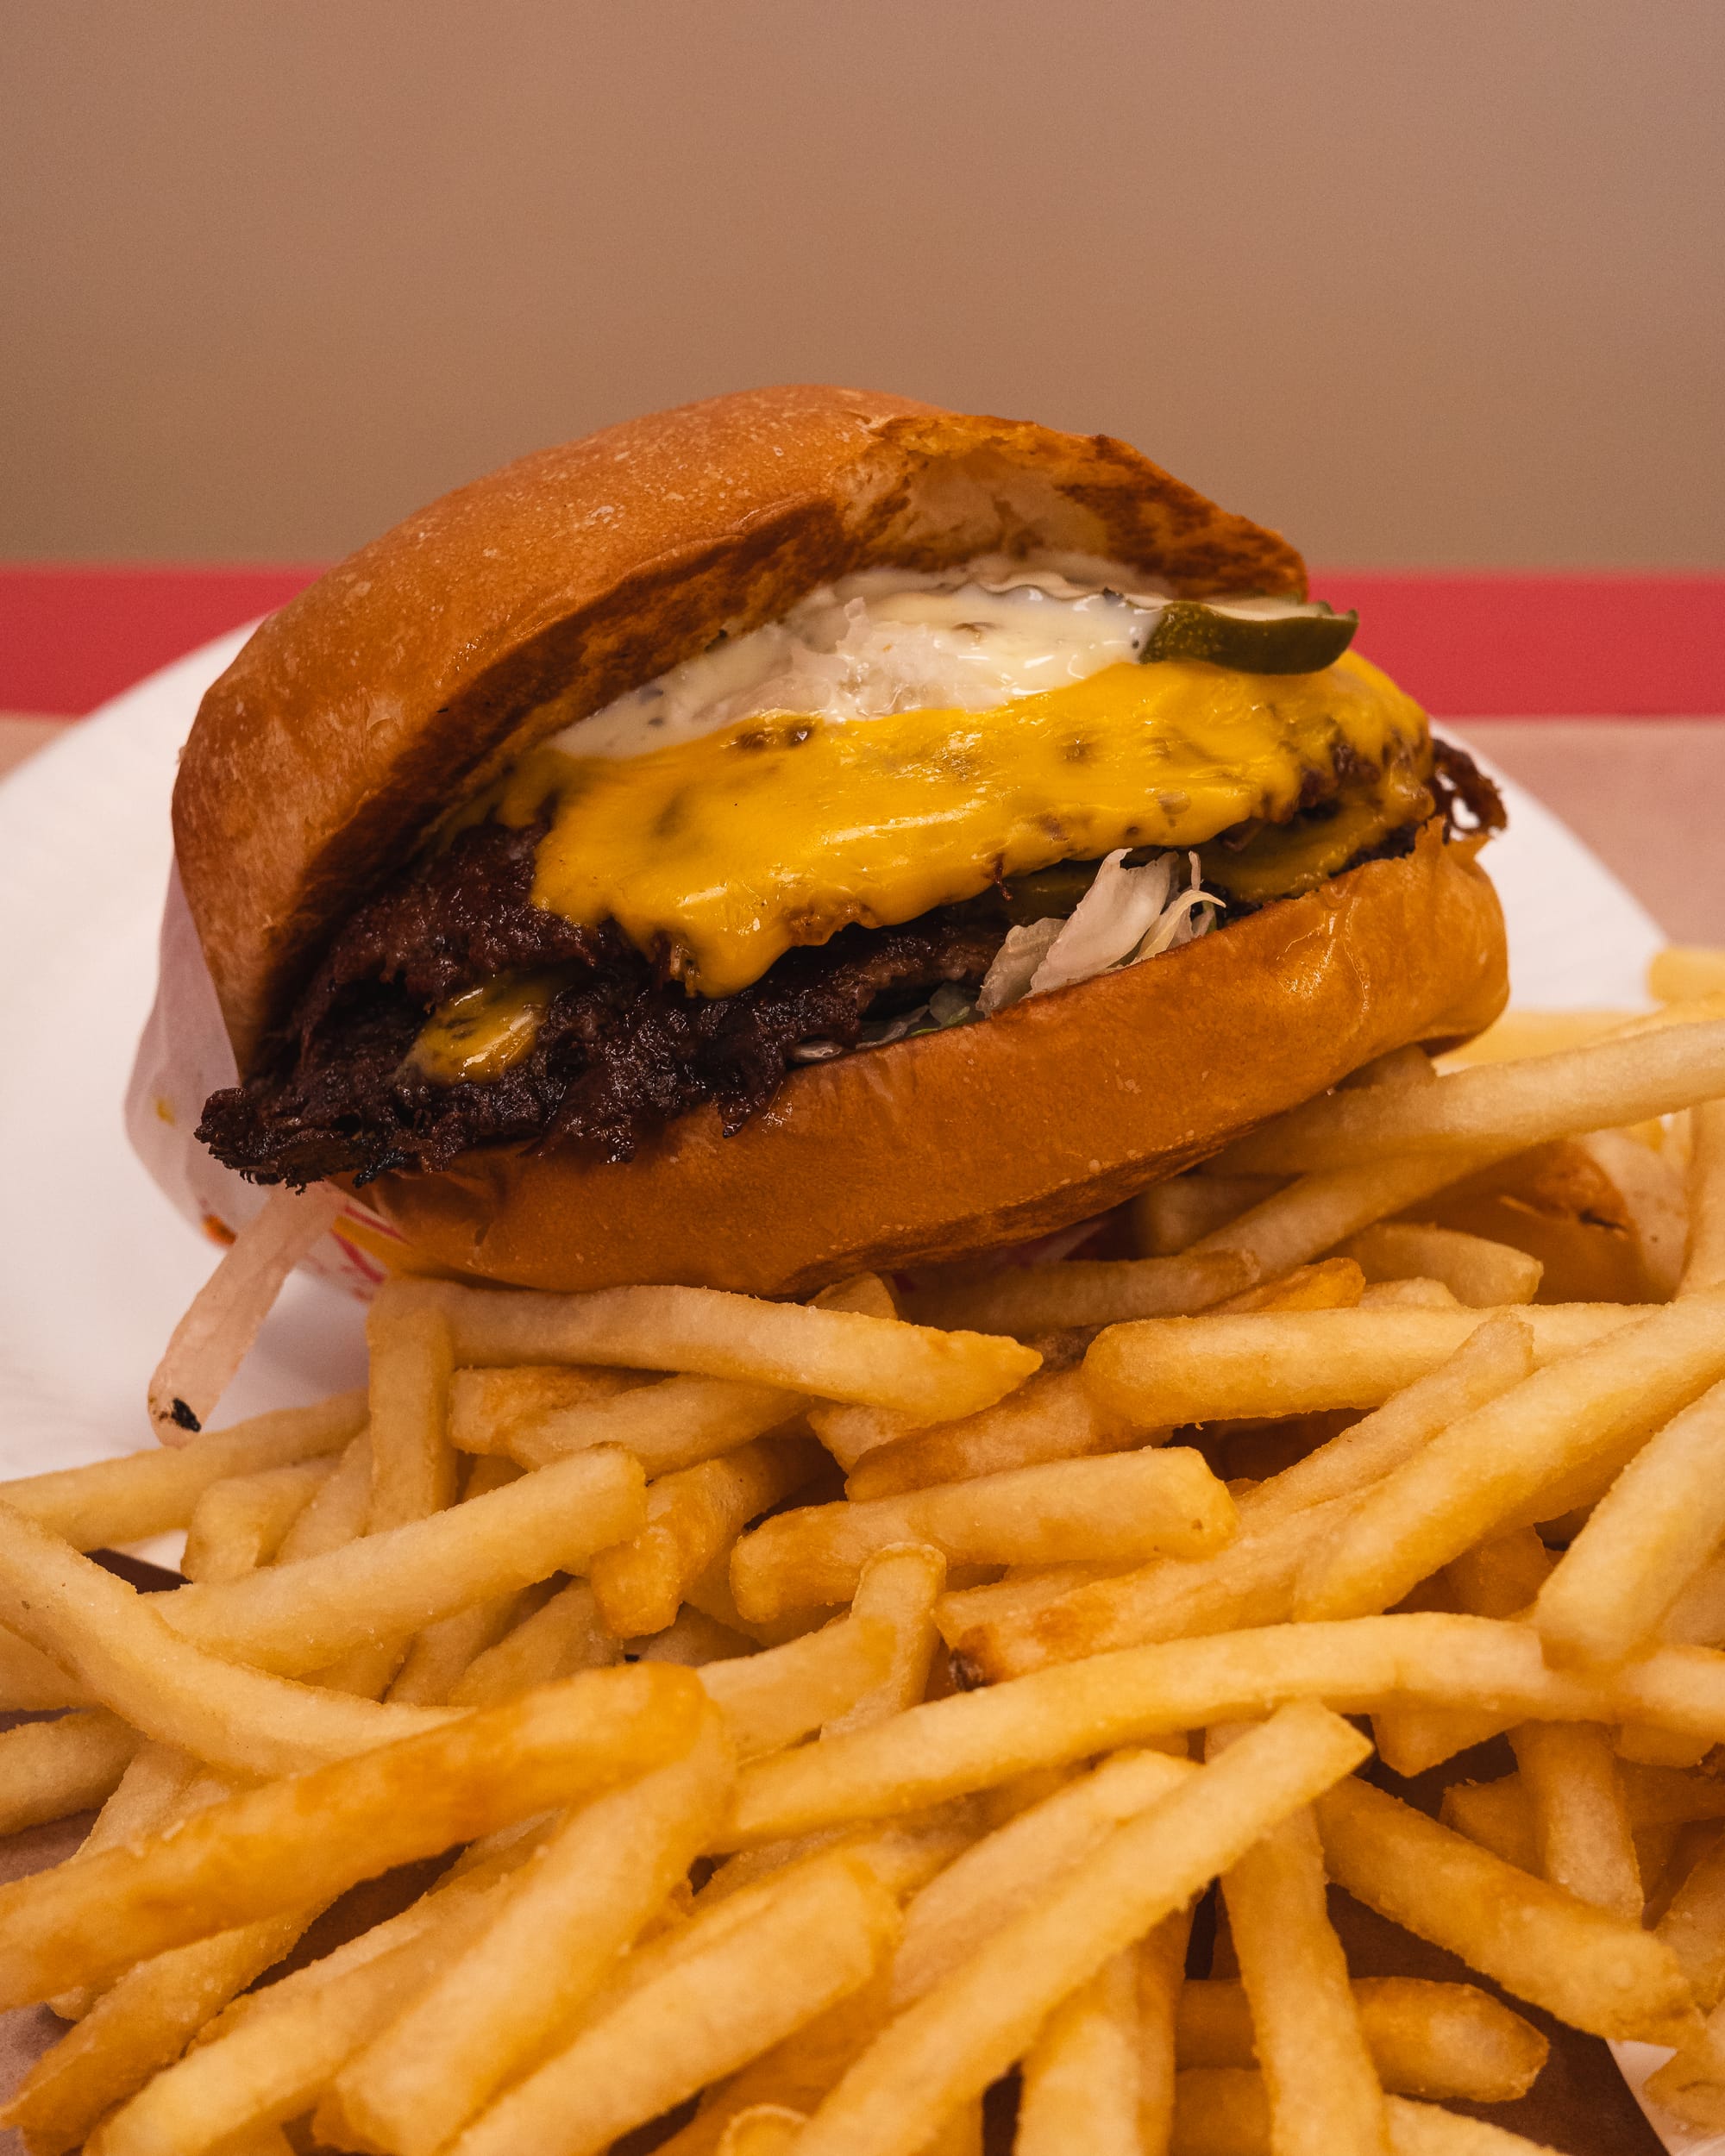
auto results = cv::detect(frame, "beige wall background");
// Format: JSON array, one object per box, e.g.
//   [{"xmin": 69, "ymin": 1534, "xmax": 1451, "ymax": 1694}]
[{"xmin": 3, "ymin": 1, "xmax": 1721, "ymax": 568}]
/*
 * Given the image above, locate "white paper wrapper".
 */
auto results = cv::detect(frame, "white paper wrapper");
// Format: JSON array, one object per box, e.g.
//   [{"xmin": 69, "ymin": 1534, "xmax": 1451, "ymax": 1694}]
[{"xmin": 124, "ymin": 871, "xmax": 407, "ymax": 1300}]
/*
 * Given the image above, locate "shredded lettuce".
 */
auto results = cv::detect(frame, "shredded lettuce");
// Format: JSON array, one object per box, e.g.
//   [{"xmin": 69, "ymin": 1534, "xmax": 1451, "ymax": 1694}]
[{"xmin": 978, "ymin": 849, "xmax": 1221, "ymax": 1015}]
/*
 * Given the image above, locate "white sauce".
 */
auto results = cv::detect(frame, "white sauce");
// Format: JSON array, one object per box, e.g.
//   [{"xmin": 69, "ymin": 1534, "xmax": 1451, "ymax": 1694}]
[{"xmin": 555, "ymin": 555, "xmax": 1177, "ymax": 761}]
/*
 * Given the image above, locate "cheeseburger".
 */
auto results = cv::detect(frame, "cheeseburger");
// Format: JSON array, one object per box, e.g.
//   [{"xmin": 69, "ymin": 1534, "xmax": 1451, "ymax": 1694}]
[{"xmin": 180, "ymin": 386, "xmax": 1508, "ymax": 1295}]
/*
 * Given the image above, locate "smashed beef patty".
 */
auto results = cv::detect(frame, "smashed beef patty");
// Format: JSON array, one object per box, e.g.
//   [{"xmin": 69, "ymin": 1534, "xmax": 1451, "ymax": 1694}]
[{"xmin": 198, "ymin": 740, "xmax": 1502, "ymax": 1188}]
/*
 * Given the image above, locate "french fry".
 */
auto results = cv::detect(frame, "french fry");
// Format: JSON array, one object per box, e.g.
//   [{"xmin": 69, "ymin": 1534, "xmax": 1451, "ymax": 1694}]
[
  {"xmin": 1682, "ymin": 1098, "xmax": 1725, "ymax": 1295},
  {"xmin": 147, "ymin": 1183, "xmax": 346, "ymax": 1440},
  {"xmin": 428, "ymin": 1282, "xmax": 1040, "ymax": 1422},
  {"xmin": 1083, "ymin": 1305, "xmax": 1627, "ymax": 1431},
  {"xmin": 1295, "ymin": 1287, "xmax": 1725, "ymax": 1622},
  {"xmin": 1645, "ymin": 2004, "xmax": 1725, "ymax": 2129},
  {"xmin": 1138, "ymin": 1908, "xmax": 1192, "ymax": 2156},
  {"xmin": 321, "ymin": 1712, "xmax": 734, "ymax": 2156},
  {"xmin": 1358, "ymin": 1279, "xmax": 1463, "ymax": 1308},
  {"xmin": 1652, "ymin": 945, "xmax": 1725, "ymax": 1002},
  {"xmin": 731, "ymin": 1451, "xmax": 1235, "ymax": 1622},
  {"xmin": 0, "ymin": 1391, "xmax": 364, "ymax": 1551},
  {"xmin": 591, "ymin": 1438, "xmax": 821, "ymax": 1639},
  {"xmin": 446, "ymin": 1852, "xmax": 902, "ymax": 2156},
  {"xmin": 1132, "ymin": 1173, "xmax": 1284, "ymax": 1256},
  {"xmin": 902, "ymin": 1250, "xmax": 1258, "ymax": 1337},
  {"xmin": 1216, "ymin": 1017, "xmax": 1725, "ymax": 1175},
  {"xmin": 449, "ymin": 1362, "xmax": 649, "ymax": 1451},
  {"xmin": 824, "ymin": 1545, "xmax": 947, "ymax": 1736},
  {"xmin": 1440, "ymin": 1009, "xmax": 1634, "ymax": 1066},
  {"xmin": 93, "ymin": 1848, "xmax": 530, "ymax": 2156},
  {"xmin": 1213, "ymin": 1257, "xmax": 1367, "ymax": 1313},
  {"xmin": 720, "ymin": 1613, "xmax": 1725, "ymax": 1852},
  {"xmin": 807, "ymin": 1275, "xmax": 919, "ymax": 1466},
  {"xmin": 181, "ymin": 1456, "xmax": 337, "ymax": 1583},
  {"xmin": 1314, "ymin": 1777, "xmax": 1697, "ymax": 2043},
  {"xmin": 367, "ymin": 1286, "xmax": 458, "ymax": 1530},
  {"xmin": 160, "ymin": 1445, "xmax": 646, "ymax": 1674},
  {"xmin": 273, "ymin": 1428, "xmax": 372, "ymax": 1562},
  {"xmin": 1211, "ymin": 1727, "xmax": 1388, "ymax": 2156},
  {"xmin": 1654, "ymin": 1830, "xmax": 1725, "ymax": 2010},
  {"xmin": 785, "ymin": 1706, "xmax": 1369, "ymax": 2156},
  {"xmin": 637, "ymin": 1606, "xmax": 756, "ymax": 1664},
  {"xmin": 1170, "ymin": 2076, "xmax": 1560, "ymax": 2156},
  {"xmin": 1339, "ymin": 1224, "xmax": 1542, "ymax": 1308},
  {"xmin": 450, "ymin": 1577, "xmax": 622, "ymax": 1706},
  {"xmin": 457, "ymin": 1365, "xmax": 809, "ymax": 1475},
  {"xmin": 0, "ymin": 1504, "xmax": 448, "ymax": 1773},
  {"xmin": 718, "ymin": 2108, "xmax": 810, "ymax": 2156},
  {"xmin": 892, "ymin": 1748, "xmax": 1195, "ymax": 2007},
  {"xmin": 1507, "ymin": 1722, "xmax": 1641, "ymax": 1920},
  {"xmin": 1174, "ymin": 1977, "xmax": 1547, "ymax": 2101},
  {"xmin": 1534, "ymin": 1377, "xmax": 1725, "ymax": 1667},
  {"xmin": 5, "ymin": 1909, "xmax": 312, "ymax": 2153},
  {"xmin": 0, "ymin": 1664, "xmax": 701, "ymax": 2009},
  {"xmin": 700, "ymin": 1611, "xmax": 895, "ymax": 1758},
  {"xmin": 0, "ymin": 1708, "xmax": 137, "ymax": 1834},
  {"xmin": 1344, "ymin": 1045, "xmax": 1439, "ymax": 1091},
  {"xmin": 1016, "ymin": 1949, "xmax": 1142, "ymax": 2156},
  {"xmin": 385, "ymin": 1457, "xmax": 531, "ymax": 1705},
  {"xmin": 844, "ymin": 1369, "xmax": 1140, "ymax": 1504}
]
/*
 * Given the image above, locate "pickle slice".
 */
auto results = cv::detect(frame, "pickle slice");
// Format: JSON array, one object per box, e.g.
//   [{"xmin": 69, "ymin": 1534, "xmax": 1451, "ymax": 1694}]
[{"xmin": 1141, "ymin": 597, "xmax": 1358, "ymax": 674}]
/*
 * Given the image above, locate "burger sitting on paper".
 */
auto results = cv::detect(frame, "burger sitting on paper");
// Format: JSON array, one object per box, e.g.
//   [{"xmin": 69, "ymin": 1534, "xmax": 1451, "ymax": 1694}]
[{"xmin": 138, "ymin": 386, "xmax": 1509, "ymax": 1302}]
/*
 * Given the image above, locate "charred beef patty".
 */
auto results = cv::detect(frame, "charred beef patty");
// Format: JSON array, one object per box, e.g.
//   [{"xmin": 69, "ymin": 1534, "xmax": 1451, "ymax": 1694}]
[{"xmin": 198, "ymin": 740, "xmax": 1502, "ymax": 1188}]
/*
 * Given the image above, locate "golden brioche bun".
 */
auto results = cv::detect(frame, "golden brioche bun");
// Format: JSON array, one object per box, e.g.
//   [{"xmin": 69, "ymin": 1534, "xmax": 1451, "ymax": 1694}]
[
  {"xmin": 174, "ymin": 385, "xmax": 1304, "ymax": 1070},
  {"xmin": 368, "ymin": 827, "xmax": 1508, "ymax": 1297}
]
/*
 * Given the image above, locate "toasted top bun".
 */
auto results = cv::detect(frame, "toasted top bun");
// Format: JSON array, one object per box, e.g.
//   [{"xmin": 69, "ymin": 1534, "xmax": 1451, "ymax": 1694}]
[
  {"xmin": 368, "ymin": 827, "xmax": 1508, "ymax": 1299},
  {"xmin": 174, "ymin": 385, "xmax": 1305, "ymax": 1071}
]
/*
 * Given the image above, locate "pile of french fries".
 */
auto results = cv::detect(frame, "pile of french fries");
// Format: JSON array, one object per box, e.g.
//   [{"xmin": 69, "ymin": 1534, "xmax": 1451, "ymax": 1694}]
[{"xmin": 2, "ymin": 943, "xmax": 1725, "ymax": 2156}]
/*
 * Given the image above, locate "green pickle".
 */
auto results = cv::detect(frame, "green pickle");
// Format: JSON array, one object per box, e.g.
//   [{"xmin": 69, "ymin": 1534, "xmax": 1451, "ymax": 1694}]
[{"xmin": 1141, "ymin": 597, "xmax": 1358, "ymax": 675}]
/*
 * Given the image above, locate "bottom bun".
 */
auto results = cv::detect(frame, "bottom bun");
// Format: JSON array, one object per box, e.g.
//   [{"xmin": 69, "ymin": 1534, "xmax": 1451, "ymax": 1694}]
[{"xmin": 368, "ymin": 825, "xmax": 1508, "ymax": 1298}]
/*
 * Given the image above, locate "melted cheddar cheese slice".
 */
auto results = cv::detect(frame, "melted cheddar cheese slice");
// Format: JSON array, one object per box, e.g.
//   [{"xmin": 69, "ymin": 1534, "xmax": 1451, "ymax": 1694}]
[{"xmin": 479, "ymin": 650, "xmax": 1427, "ymax": 1001}]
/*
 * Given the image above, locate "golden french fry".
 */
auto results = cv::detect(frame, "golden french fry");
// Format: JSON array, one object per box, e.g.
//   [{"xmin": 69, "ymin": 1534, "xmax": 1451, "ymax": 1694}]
[
  {"xmin": 806, "ymin": 1276, "xmax": 918, "ymax": 1466},
  {"xmin": 1439, "ymin": 1010, "xmax": 1635, "ymax": 1067},
  {"xmin": 824, "ymin": 1545, "xmax": 947, "ymax": 1737},
  {"xmin": 892, "ymin": 1748, "xmax": 1195, "ymax": 2007},
  {"xmin": 786, "ymin": 1706, "xmax": 1369, "ymax": 2156},
  {"xmin": 1083, "ymin": 1305, "xmax": 1626, "ymax": 1430},
  {"xmin": 0, "ymin": 1708, "xmax": 137, "ymax": 1834},
  {"xmin": 386, "ymin": 1457, "xmax": 532, "ymax": 1705},
  {"xmin": 1535, "ymin": 1377, "xmax": 1725, "ymax": 1667},
  {"xmin": 1138, "ymin": 1909, "xmax": 1191, "ymax": 2155},
  {"xmin": 0, "ymin": 1392, "xmax": 364, "ymax": 1552},
  {"xmin": 1358, "ymin": 1280, "xmax": 1463, "ymax": 1308},
  {"xmin": 1507, "ymin": 1721, "xmax": 1641, "ymax": 1921},
  {"xmin": 1212, "ymin": 1731, "xmax": 1387, "ymax": 2156},
  {"xmin": 0, "ymin": 1664, "xmax": 702, "ymax": 2008},
  {"xmin": 160, "ymin": 1445, "xmax": 645, "ymax": 1674},
  {"xmin": 147, "ymin": 1184, "xmax": 346, "ymax": 1441},
  {"xmin": 1652, "ymin": 946, "xmax": 1725, "ymax": 1003},
  {"xmin": 1296, "ymin": 1288, "xmax": 1725, "ymax": 1622},
  {"xmin": 1171, "ymin": 2076, "xmax": 1559, "ymax": 2156},
  {"xmin": 717, "ymin": 2108, "xmax": 809, "ymax": 2156},
  {"xmin": 1217, "ymin": 1017, "xmax": 1725, "ymax": 1176},
  {"xmin": 447, "ymin": 1852, "xmax": 901, "ymax": 2156},
  {"xmin": 720, "ymin": 1612, "xmax": 1725, "ymax": 1852},
  {"xmin": 367, "ymin": 1287, "xmax": 458, "ymax": 1530},
  {"xmin": 449, "ymin": 1363, "xmax": 648, "ymax": 1451},
  {"xmin": 1439, "ymin": 1777, "xmax": 1538, "ymax": 1871},
  {"xmin": 1016, "ymin": 1950, "xmax": 1142, "ymax": 2156},
  {"xmin": 0, "ymin": 1504, "xmax": 447, "ymax": 1773},
  {"xmin": 94, "ymin": 1848, "xmax": 530, "ymax": 2156},
  {"xmin": 700, "ymin": 1612, "xmax": 895, "ymax": 1758},
  {"xmin": 273, "ymin": 1429, "xmax": 372, "ymax": 1563},
  {"xmin": 1656, "ymin": 1830, "xmax": 1725, "ymax": 2011},
  {"xmin": 1175, "ymin": 1977, "xmax": 1547, "ymax": 2102},
  {"xmin": 1339, "ymin": 1224, "xmax": 1542, "ymax": 1308},
  {"xmin": 1314, "ymin": 1777, "xmax": 1697, "ymax": 2044},
  {"xmin": 1213, "ymin": 1257, "xmax": 1367, "ymax": 1313},
  {"xmin": 844, "ymin": 1369, "xmax": 1139, "ymax": 1504},
  {"xmin": 3, "ymin": 1910, "xmax": 310, "ymax": 2153},
  {"xmin": 591, "ymin": 1438, "xmax": 821, "ymax": 1639},
  {"xmin": 1344, "ymin": 1045, "xmax": 1439, "ymax": 1091},
  {"xmin": 181, "ymin": 1456, "xmax": 337, "ymax": 1583},
  {"xmin": 450, "ymin": 1577, "xmax": 622, "ymax": 1706},
  {"xmin": 427, "ymin": 1282, "xmax": 1040, "ymax": 1423},
  {"xmin": 1132, "ymin": 1174, "xmax": 1284, "ymax": 1256},
  {"xmin": 322, "ymin": 1713, "xmax": 734, "ymax": 2156},
  {"xmin": 1683, "ymin": 1099, "xmax": 1725, "ymax": 1296},
  {"xmin": 732, "ymin": 1451, "xmax": 1235, "ymax": 1623},
  {"xmin": 902, "ymin": 1250, "xmax": 1258, "ymax": 1337}
]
